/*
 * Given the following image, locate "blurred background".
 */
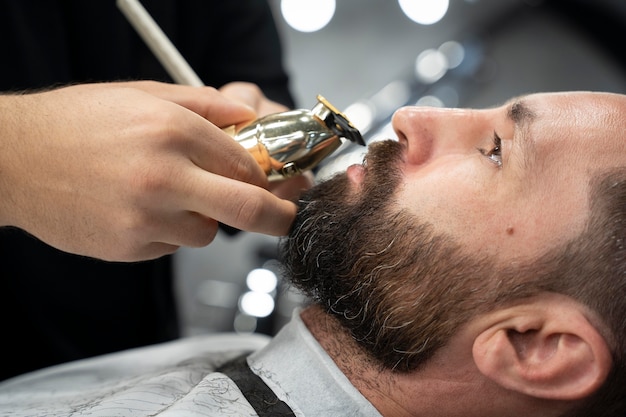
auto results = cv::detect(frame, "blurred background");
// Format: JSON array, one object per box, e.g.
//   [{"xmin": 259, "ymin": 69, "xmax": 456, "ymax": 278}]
[{"xmin": 174, "ymin": 0, "xmax": 626, "ymax": 337}]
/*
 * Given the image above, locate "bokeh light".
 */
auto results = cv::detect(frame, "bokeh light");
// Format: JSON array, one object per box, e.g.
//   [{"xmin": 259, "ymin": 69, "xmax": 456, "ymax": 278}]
[
  {"xmin": 398, "ymin": 0, "xmax": 450, "ymax": 25},
  {"xmin": 239, "ymin": 291, "xmax": 275, "ymax": 318},
  {"xmin": 281, "ymin": 0, "xmax": 336, "ymax": 32},
  {"xmin": 246, "ymin": 268, "xmax": 278, "ymax": 294},
  {"xmin": 415, "ymin": 48, "xmax": 448, "ymax": 83}
]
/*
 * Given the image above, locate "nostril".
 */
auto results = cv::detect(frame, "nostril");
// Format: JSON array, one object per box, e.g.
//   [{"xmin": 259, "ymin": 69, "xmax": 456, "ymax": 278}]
[
  {"xmin": 391, "ymin": 108, "xmax": 412, "ymax": 142},
  {"xmin": 391, "ymin": 107, "xmax": 434, "ymax": 166},
  {"xmin": 394, "ymin": 128, "xmax": 408, "ymax": 144}
]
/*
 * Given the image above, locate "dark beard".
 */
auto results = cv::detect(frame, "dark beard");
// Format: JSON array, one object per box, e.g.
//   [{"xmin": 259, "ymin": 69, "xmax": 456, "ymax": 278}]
[{"xmin": 281, "ymin": 139, "xmax": 494, "ymax": 372}]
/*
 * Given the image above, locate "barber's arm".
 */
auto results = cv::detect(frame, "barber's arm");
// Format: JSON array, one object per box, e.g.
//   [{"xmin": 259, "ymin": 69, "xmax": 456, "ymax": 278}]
[{"xmin": 0, "ymin": 81, "xmax": 297, "ymax": 262}]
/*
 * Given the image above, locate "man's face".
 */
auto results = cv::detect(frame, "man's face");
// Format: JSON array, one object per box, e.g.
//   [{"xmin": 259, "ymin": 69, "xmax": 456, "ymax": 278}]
[
  {"xmin": 283, "ymin": 91, "xmax": 626, "ymax": 370},
  {"xmin": 376, "ymin": 91, "xmax": 626, "ymax": 260}
]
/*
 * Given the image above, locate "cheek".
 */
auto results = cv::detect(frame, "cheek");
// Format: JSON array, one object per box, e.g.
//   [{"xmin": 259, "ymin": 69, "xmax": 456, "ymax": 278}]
[
  {"xmin": 396, "ymin": 161, "xmax": 525, "ymax": 256},
  {"xmin": 504, "ymin": 177, "xmax": 589, "ymax": 255},
  {"xmin": 397, "ymin": 163, "xmax": 500, "ymax": 232}
]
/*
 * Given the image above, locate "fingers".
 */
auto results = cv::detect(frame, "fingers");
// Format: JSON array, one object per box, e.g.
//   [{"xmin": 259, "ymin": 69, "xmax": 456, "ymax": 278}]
[
  {"xmin": 121, "ymin": 186, "xmax": 294, "ymax": 262},
  {"xmin": 181, "ymin": 169, "xmax": 297, "ymax": 236},
  {"xmin": 153, "ymin": 87, "xmax": 298, "ymax": 235},
  {"xmin": 219, "ymin": 82, "xmax": 264, "ymax": 109},
  {"xmin": 269, "ymin": 173, "xmax": 314, "ymax": 202},
  {"xmin": 118, "ymin": 80, "xmax": 258, "ymax": 127},
  {"xmin": 220, "ymin": 81, "xmax": 289, "ymax": 116},
  {"xmin": 162, "ymin": 105, "xmax": 269, "ymax": 189},
  {"xmin": 118, "ymin": 191, "xmax": 293, "ymax": 262},
  {"xmin": 154, "ymin": 211, "xmax": 221, "ymax": 248},
  {"xmin": 117, "ymin": 88, "xmax": 296, "ymax": 238},
  {"xmin": 100, "ymin": 211, "xmax": 221, "ymax": 262}
]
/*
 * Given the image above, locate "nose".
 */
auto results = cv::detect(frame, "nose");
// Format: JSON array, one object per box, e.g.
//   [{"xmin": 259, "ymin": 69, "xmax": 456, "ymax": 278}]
[{"xmin": 391, "ymin": 106, "xmax": 484, "ymax": 165}]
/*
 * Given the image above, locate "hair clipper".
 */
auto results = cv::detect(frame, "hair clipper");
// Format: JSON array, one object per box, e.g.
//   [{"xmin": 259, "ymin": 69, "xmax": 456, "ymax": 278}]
[{"xmin": 232, "ymin": 95, "xmax": 365, "ymax": 181}]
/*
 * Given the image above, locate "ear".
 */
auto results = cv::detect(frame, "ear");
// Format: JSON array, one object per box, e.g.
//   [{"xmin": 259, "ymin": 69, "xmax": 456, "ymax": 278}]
[{"xmin": 472, "ymin": 294, "xmax": 612, "ymax": 400}]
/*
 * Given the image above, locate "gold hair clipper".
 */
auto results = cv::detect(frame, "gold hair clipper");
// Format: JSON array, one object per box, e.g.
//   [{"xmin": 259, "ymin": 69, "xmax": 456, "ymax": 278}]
[{"xmin": 232, "ymin": 95, "xmax": 365, "ymax": 181}]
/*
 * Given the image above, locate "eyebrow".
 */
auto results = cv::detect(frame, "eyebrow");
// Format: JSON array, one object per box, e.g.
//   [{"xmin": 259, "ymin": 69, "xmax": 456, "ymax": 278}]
[
  {"xmin": 507, "ymin": 98, "xmax": 536, "ymax": 127},
  {"xmin": 505, "ymin": 98, "xmax": 536, "ymax": 170}
]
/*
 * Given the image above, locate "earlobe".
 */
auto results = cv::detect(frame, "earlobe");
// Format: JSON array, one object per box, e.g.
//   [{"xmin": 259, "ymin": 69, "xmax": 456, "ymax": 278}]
[{"xmin": 472, "ymin": 295, "xmax": 613, "ymax": 401}]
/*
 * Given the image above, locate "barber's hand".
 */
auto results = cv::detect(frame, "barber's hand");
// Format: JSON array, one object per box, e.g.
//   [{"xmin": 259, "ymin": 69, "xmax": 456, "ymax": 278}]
[
  {"xmin": 0, "ymin": 81, "xmax": 296, "ymax": 261},
  {"xmin": 219, "ymin": 82, "xmax": 314, "ymax": 202},
  {"xmin": 219, "ymin": 81, "xmax": 290, "ymax": 116}
]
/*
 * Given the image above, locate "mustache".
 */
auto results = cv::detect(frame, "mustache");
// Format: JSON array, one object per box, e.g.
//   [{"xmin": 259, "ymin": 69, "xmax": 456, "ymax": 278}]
[
  {"xmin": 362, "ymin": 139, "xmax": 405, "ymax": 181},
  {"xmin": 292, "ymin": 138, "xmax": 404, "ymax": 213}
]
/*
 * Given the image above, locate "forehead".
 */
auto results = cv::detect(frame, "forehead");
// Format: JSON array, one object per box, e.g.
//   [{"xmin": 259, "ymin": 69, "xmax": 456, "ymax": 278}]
[
  {"xmin": 511, "ymin": 91, "xmax": 626, "ymax": 171},
  {"xmin": 517, "ymin": 91, "xmax": 626, "ymax": 137}
]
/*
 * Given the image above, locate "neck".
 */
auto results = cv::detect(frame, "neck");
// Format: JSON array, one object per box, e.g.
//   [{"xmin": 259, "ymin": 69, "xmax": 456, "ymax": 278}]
[
  {"xmin": 300, "ymin": 305, "xmax": 413, "ymax": 416},
  {"xmin": 299, "ymin": 305, "xmax": 552, "ymax": 417}
]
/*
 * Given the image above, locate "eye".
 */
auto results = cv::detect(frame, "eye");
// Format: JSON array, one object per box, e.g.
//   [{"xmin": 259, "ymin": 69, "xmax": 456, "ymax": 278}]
[{"xmin": 478, "ymin": 132, "xmax": 502, "ymax": 168}]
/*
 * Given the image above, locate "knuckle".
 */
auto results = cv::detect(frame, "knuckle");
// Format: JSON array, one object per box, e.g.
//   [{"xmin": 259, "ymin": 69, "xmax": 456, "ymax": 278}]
[
  {"xmin": 128, "ymin": 161, "xmax": 176, "ymax": 198},
  {"xmin": 202, "ymin": 86, "xmax": 219, "ymax": 95},
  {"xmin": 187, "ymin": 218, "xmax": 219, "ymax": 247},
  {"xmin": 113, "ymin": 212, "xmax": 170, "ymax": 261},
  {"xmin": 227, "ymin": 151, "xmax": 264, "ymax": 186},
  {"xmin": 230, "ymin": 153, "xmax": 254, "ymax": 181},
  {"xmin": 135, "ymin": 80, "xmax": 159, "ymax": 92},
  {"xmin": 232, "ymin": 190, "xmax": 266, "ymax": 230},
  {"xmin": 123, "ymin": 242, "xmax": 178, "ymax": 262},
  {"xmin": 117, "ymin": 209, "xmax": 151, "ymax": 238}
]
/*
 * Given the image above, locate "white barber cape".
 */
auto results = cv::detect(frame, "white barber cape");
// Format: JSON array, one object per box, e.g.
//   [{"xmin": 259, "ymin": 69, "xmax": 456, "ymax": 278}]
[{"xmin": 0, "ymin": 310, "xmax": 381, "ymax": 416}]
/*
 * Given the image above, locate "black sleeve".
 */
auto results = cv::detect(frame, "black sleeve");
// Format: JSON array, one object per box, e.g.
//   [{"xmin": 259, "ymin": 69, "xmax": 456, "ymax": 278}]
[
  {"xmin": 143, "ymin": 0, "xmax": 295, "ymax": 108},
  {"xmin": 0, "ymin": 0, "xmax": 295, "ymax": 107}
]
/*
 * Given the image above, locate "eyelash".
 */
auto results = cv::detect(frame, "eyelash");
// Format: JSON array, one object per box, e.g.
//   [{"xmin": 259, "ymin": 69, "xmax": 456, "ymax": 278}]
[{"xmin": 479, "ymin": 132, "xmax": 503, "ymax": 168}]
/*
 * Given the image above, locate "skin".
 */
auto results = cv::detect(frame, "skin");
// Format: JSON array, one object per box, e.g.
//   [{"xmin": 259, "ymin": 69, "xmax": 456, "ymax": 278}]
[
  {"xmin": 308, "ymin": 91, "xmax": 626, "ymax": 416},
  {"xmin": 0, "ymin": 81, "xmax": 307, "ymax": 262},
  {"xmin": 350, "ymin": 91, "xmax": 626, "ymax": 262}
]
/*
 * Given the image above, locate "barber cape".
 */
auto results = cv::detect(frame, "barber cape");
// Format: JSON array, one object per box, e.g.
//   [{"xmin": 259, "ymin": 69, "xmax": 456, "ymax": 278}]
[{"xmin": 0, "ymin": 310, "xmax": 381, "ymax": 416}]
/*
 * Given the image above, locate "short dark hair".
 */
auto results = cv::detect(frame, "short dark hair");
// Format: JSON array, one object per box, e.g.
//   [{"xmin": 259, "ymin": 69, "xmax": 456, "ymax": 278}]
[{"xmin": 554, "ymin": 168, "xmax": 626, "ymax": 417}]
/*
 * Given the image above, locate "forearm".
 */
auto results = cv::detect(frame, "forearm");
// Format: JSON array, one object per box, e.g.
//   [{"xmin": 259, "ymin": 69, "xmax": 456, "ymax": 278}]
[{"xmin": 0, "ymin": 92, "xmax": 37, "ymax": 228}]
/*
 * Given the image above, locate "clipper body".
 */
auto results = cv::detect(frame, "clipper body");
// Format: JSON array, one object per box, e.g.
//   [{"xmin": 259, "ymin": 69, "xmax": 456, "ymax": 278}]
[{"xmin": 234, "ymin": 95, "xmax": 364, "ymax": 181}]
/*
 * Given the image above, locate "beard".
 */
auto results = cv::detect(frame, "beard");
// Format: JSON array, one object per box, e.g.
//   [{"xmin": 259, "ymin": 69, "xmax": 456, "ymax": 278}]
[{"xmin": 281, "ymin": 139, "xmax": 496, "ymax": 372}]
